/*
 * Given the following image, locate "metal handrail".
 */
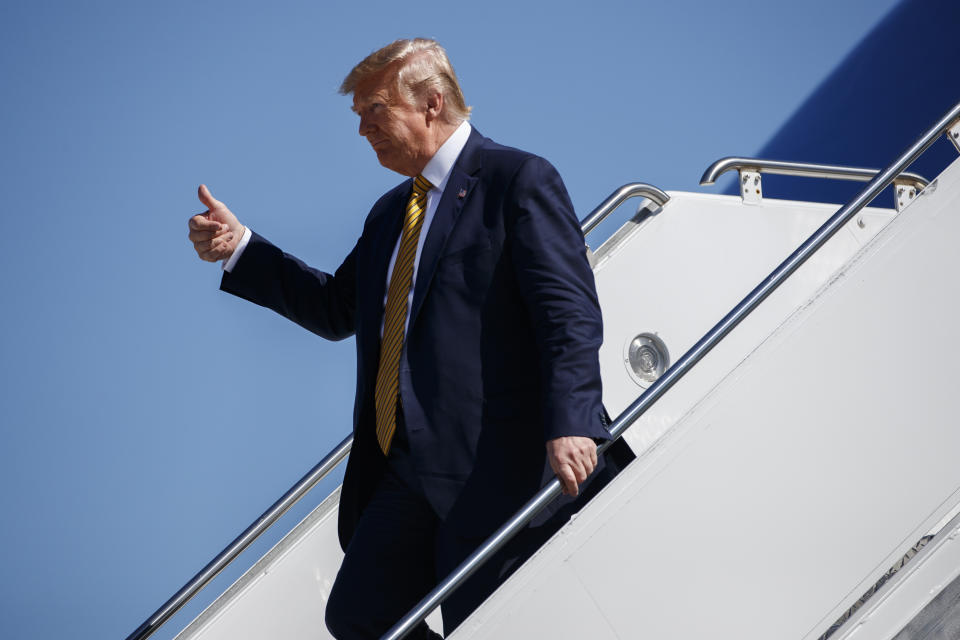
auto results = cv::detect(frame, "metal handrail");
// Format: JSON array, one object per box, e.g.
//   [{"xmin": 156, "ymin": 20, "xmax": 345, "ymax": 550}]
[
  {"xmin": 124, "ymin": 434, "xmax": 353, "ymax": 640},
  {"xmin": 699, "ymin": 156, "xmax": 929, "ymax": 190},
  {"xmin": 579, "ymin": 183, "xmax": 670, "ymax": 236},
  {"xmin": 383, "ymin": 103, "xmax": 960, "ymax": 640},
  {"xmin": 123, "ymin": 182, "xmax": 666, "ymax": 640}
]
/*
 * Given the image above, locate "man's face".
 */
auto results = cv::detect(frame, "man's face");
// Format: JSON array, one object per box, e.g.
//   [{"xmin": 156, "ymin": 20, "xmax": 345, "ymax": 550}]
[{"xmin": 352, "ymin": 67, "xmax": 431, "ymax": 177}]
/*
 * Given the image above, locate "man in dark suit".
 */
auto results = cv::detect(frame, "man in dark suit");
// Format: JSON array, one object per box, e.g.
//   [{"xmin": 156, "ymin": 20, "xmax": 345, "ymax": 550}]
[{"xmin": 188, "ymin": 38, "xmax": 620, "ymax": 639}]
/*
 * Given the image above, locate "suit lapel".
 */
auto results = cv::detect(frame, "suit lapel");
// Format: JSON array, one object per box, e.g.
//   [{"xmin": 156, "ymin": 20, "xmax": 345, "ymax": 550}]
[
  {"xmin": 409, "ymin": 130, "xmax": 484, "ymax": 329},
  {"xmin": 359, "ymin": 184, "xmax": 409, "ymax": 375}
]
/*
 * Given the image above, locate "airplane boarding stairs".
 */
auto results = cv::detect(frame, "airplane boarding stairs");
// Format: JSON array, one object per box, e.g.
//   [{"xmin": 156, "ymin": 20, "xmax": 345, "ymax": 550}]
[{"xmin": 131, "ymin": 105, "xmax": 960, "ymax": 640}]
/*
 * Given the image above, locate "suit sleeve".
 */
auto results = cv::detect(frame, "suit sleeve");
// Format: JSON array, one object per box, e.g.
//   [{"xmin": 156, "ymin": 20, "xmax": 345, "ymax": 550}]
[
  {"xmin": 507, "ymin": 156, "xmax": 611, "ymax": 443},
  {"xmin": 220, "ymin": 230, "xmax": 357, "ymax": 341}
]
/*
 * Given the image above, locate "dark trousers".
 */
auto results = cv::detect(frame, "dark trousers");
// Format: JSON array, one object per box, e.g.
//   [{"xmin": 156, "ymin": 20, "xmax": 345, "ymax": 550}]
[
  {"xmin": 325, "ymin": 460, "xmax": 444, "ymax": 639},
  {"xmin": 325, "ymin": 417, "xmax": 630, "ymax": 639}
]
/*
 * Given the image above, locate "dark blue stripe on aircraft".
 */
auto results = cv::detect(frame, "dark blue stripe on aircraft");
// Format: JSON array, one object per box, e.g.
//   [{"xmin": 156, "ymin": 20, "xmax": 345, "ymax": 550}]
[{"xmin": 731, "ymin": 0, "xmax": 960, "ymax": 206}]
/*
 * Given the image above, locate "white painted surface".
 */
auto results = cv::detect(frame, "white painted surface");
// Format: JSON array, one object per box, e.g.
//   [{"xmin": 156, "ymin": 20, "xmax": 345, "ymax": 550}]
[
  {"xmin": 593, "ymin": 191, "xmax": 893, "ymax": 455},
  {"xmin": 173, "ymin": 486, "xmax": 445, "ymax": 638},
  {"xmin": 172, "ymin": 166, "xmax": 957, "ymax": 640},
  {"xmin": 453, "ymin": 157, "xmax": 960, "ymax": 639},
  {"xmin": 831, "ymin": 512, "xmax": 960, "ymax": 640},
  {"xmin": 175, "ymin": 488, "xmax": 345, "ymax": 640}
]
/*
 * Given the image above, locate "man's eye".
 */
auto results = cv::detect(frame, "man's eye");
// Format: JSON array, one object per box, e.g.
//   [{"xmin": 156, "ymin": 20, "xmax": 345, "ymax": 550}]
[{"xmin": 355, "ymin": 103, "xmax": 384, "ymax": 118}]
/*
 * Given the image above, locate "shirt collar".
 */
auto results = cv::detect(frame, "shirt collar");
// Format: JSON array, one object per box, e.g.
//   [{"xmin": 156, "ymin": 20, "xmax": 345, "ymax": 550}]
[{"xmin": 421, "ymin": 120, "xmax": 472, "ymax": 194}]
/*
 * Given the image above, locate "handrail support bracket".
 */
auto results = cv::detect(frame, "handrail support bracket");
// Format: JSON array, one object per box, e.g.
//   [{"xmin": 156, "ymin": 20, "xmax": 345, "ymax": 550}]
[
  {"xmin": 739, "ymin": 169, "xmax": 762, "ymax": 205},
  {"xmin": 895, "ymin": 183, "xmax": 918, "ymax": 212},
  {"xmin": 701, "ymin": 157, "xmax": 929, "ymax": 211},
  {"xmin": 948, "ymin": 119, "xmax": 960, "ymax": 154}
]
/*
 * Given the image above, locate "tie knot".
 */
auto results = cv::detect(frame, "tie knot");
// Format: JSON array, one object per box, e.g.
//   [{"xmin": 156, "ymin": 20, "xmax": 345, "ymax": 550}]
[{"xmin": 413, "ymin": 174, "xmax": 433, "ymax": 197}]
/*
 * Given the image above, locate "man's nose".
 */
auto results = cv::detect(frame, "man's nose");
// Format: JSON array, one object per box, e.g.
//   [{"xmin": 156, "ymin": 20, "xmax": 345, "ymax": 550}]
[{"xmin": 358, "ymin": 114, "xmax": 373, "ymax": 136}]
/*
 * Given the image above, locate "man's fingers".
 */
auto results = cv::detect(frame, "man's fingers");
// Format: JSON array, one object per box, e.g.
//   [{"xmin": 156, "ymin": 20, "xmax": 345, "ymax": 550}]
[
  {"xmin": 197, "ymin": 245, "xmax": 232, "ymax": 262},
  {"xmin": 189, "ymin": 223, "xmax": 229, "ymax": 242},
  {"xmin": 571, "ymin": 457, "xmax": 589, "ymax": 485},
  {"xmin": 557, "ymin": 465, "xmax": 579, "ymax": 496},
  {"xmin": 189, "ymin": 214, "xmax": 221, "ymax": 231},
  {"xmin": 189, "ymin": 228, "xmax": 215, "ymax": 243},
  {"xmin": 578, "ymin": 442, "xmax": 597, "ymax": 477},
  {"xmin": 546, "ymin": 436, "xmax": 599, "ymax": 497},
  {"xmin": 196, "ymin": 243, "xmax": 221, "ymax": 261},
  {"xmin": 189, "ymin": 186, "xmax": 238, "ymax": 264},
  {"xmin": 194, "ymin": 232, "xmax": 235, "ymax": 259}
]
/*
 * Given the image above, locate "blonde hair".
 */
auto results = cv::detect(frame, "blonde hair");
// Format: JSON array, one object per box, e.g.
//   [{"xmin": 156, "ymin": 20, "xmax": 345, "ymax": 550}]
[{"xmin": 340, "ymin": 38, "xmax": 472, "ymax": 124}]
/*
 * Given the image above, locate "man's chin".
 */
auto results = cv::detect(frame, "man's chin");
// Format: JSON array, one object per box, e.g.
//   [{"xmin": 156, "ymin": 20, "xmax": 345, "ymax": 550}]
[
  {"xmin": 374, "ymin": 149, "xmax": 394, "ymax": 169},
  {"xmin": 375, "ymin": 153, "xmax": 410, "ymax": 176}
]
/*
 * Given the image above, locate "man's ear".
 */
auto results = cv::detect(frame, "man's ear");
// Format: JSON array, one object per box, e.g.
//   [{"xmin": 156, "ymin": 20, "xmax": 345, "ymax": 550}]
[{"xmin": 425, "ymin": 90, "xmax": 444, "ymax": 124}]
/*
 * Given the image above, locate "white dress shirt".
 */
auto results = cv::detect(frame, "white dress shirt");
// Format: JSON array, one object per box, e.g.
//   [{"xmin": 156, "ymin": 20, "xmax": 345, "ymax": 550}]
[
  {"xmin": 380, "ymin": 120, "xmax": 471, "ymax": 333},
  {"xmin": 224, "ymin": 120, "xmax": 473, "ymax": 336}
]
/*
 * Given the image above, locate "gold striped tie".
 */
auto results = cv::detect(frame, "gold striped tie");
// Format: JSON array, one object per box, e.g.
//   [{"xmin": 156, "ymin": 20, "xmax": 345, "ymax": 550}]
[{"xmin": 374, "ymin": 174, "xmax": 433, "ymax": 455}]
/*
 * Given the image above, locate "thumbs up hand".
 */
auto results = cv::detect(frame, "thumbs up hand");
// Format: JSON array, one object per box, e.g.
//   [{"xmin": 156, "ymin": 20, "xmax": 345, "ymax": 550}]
[{"xmin": 188, "ymin": 184, "xmax": 245, "ymax": 262}]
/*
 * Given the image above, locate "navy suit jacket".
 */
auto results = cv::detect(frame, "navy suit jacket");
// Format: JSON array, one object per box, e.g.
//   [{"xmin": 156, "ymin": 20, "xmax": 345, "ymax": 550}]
[{"xmin": 221, "ymin": 129, "xmax": 612, "ymax": 549}]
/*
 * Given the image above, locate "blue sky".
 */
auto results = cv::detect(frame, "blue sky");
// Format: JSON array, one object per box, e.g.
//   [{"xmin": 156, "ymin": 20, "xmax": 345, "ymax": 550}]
[{"xmin": 0, "ymin": 1, "xmax": 903, "ymax": 638}]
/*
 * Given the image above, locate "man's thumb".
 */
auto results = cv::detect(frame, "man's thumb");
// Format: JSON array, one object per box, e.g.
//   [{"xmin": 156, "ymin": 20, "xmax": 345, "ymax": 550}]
[{"xmin": 198, "ymin": 184, "xmax": 221, "ymax": 210}]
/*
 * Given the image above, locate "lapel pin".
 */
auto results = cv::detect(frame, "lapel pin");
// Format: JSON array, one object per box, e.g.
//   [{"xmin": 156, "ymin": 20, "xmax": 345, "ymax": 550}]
[{"xmin": 457, "ymin": 188, "xmax": 467, "ymax": 199}]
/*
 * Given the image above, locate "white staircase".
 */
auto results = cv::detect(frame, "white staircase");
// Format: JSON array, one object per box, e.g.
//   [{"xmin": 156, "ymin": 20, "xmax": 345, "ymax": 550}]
[
  {"xmin": 453, "ymin": 153, "xmax": 960, "ymax": 639},
  {"xmin": 153, "ymin": 107, "xmax": 960, "ymax": 640}
]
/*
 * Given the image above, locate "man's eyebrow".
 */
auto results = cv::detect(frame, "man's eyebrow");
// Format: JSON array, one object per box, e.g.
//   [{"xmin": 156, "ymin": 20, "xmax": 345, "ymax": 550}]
[{"xmin": 351, "ymin": 97, "xmax": 374, "ymax": 114}]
